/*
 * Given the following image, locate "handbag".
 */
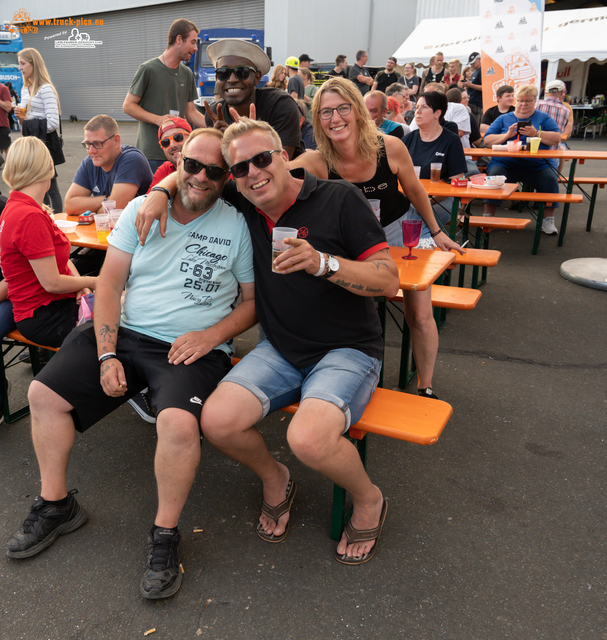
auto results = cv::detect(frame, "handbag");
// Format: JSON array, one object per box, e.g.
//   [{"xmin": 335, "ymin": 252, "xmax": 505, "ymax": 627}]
[{"xmin": 21, "ymin": 117, "xmax": 65, "ymax": 166}]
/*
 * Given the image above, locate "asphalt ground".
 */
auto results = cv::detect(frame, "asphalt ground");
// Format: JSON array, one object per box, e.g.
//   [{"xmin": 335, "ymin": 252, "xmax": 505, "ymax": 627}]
[{"xmin": 0, "ymin": 123, "xmax": 606, "ymax": 640}]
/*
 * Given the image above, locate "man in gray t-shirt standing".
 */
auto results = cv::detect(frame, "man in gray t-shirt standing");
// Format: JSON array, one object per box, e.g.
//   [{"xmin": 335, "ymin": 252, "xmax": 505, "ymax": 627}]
[
  {"xmin": 349, "ymin": 50, "xmax": 373, "ymax": 95},
  {"xmin": 123, "ymin": 19, "xmax": 207, "ymax": 172}
]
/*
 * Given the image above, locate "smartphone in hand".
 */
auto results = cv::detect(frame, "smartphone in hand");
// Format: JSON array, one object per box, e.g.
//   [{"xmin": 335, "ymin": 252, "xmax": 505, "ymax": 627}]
[{"xmin": 516, "ymin": 121, "xmax": 532, "ymax": 132}]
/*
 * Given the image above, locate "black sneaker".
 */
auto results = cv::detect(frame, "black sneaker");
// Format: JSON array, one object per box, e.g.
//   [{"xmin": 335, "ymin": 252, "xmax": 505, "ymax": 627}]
[
  {"xmin": 418, "ymin": 387, "xmax": 439, "ymax": 400},
  {"xmin": 140, "ymin": 527, "xmax": 182, "ymax": 600},
  {"xmin": 128, "ymin": 389, "xmax": 157, "ymax": 424},
  {"xmin": 6, "ymin": 489, "xmax": 88, "ymax": 559}
]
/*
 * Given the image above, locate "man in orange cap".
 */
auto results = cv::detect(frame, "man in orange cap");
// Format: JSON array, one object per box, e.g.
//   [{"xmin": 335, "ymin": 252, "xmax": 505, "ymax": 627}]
[{"xmin": 148, "ymin": 116, "xmax": 193, "ymax": 190}]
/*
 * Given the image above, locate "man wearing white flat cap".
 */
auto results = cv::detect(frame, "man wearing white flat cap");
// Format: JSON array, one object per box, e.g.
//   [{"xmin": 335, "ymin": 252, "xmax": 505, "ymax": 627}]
[{"xmin": 203, "ymin": 38, "xmax": 303, "ymax": 158}]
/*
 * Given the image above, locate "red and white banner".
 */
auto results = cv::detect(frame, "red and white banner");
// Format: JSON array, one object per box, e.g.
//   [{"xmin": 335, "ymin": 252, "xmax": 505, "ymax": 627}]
[{"xmin": 480, "ymin": 0, "xmax": 544, "ymax": 108}]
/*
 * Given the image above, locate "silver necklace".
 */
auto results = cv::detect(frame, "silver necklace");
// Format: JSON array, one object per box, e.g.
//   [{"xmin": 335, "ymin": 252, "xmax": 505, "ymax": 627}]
[{"xmin": 160, "ymin": 53, "xmax": 179, "ymax": 76}]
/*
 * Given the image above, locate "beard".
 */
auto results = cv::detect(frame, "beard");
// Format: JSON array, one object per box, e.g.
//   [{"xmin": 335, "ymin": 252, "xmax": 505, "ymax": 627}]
[{"xmin": 176, "ymin": 173, "xmax": 220, "ymax": 213}]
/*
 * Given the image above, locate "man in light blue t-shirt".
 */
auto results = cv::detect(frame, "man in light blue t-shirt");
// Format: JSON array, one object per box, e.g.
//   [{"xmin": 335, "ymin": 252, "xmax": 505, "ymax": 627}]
[{"xmin": 6, "ymin": 129, "xmax": 255, "ymax": 601}]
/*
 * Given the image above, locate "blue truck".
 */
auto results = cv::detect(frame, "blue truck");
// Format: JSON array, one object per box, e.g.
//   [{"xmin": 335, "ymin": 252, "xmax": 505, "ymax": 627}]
[
  {"xmin": 188, "ymin": 28, "xmax": 270, "ymax": 101},
  {"xmin": 0, "ymin": 23, "xmax": 23, "ymax": 99}
]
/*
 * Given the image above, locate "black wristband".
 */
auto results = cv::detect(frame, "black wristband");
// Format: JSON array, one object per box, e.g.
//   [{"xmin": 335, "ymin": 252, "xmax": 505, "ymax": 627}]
[
  {"xmin": 430, "ymin": 229, "xmax": 443, "ymax": 238},
  {"xmin": 151, "ymin": 186, "xmax": 171, "ymax": 199},
  {"xmin": 99, "ymin": 353, "xmax": 118, "ymax": 364}
]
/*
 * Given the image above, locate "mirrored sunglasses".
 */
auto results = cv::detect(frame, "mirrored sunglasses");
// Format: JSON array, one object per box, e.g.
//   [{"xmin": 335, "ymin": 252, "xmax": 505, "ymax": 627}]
[{"xmin": 159, "ymin": 132, "xmax": 189, "ymax": 148}]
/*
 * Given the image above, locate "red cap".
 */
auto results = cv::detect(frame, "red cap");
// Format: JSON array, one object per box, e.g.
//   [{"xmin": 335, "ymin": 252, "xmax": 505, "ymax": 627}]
[{"xmin": 158, "ymin": 117, "xmax": 192, "ymax": 140}]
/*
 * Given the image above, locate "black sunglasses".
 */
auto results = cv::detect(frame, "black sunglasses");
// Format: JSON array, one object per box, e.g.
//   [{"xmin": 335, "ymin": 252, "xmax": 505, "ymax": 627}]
[
  {"xmin": 230, "ymin": 150, "xmax": 281, "ymax": 179},
  {"xmin": 182, "ymin": 156, "xmax": 228, "ymax": 181},
  {"xmin": 216, "ymin": 66, "xmax": 257, "ymax": 82},
  {"xmin": 159, "ymin": 132, "xmax": 188, "ymax": 148}
]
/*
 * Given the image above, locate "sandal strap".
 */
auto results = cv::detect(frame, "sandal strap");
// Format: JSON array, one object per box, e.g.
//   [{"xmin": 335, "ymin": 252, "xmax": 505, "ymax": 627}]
[
  {"xmin": 260, "ymin": 480, "xmax": 294, "ymax": 523},
  {"xmin": 343, "ymin": 519, "xmax": 381, "ymax": 544}
]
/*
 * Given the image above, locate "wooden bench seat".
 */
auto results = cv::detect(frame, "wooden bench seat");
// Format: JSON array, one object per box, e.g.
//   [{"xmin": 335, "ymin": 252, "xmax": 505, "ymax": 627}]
[
  {"xmin": 443, "ymin": 247, "xmax": 501, "ymax": 288},
  {"xmin": 505, "ymin": 192, "xmax": 583, "ymax": 254},
  {"xmin": 558, "ymin": 176, "xmax": 607, "ymax": 232},
  {"xmin": 1, "ymin": 331, "xmax": 59, "ymax": 423},
  {"xmin": 2, "ymin": 340, "xmax": 454, "ymax": 541},
  {"xmin": 388, "ymin": 284, "xmax": 482, "ymax": 310}
]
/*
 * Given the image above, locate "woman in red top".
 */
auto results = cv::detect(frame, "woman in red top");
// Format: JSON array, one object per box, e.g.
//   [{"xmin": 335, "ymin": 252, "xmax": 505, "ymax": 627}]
[
  {"xmin": 443, "ymin": 59, "xmax": 461, "ymax": 86},
  {"xmin": 0, "ymin": 137, "xmax": 97, "ymax": 347}
]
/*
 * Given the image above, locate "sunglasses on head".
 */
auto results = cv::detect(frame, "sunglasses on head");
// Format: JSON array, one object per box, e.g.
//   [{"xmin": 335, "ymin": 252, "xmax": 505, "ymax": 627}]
[
  {"xmin": 159, "ymin": 132, "xmax": 189, "ymax": 148},
  {"xmin": 216, "ymin": 65, "xmax": 257, "ymax": 82},
  {"xmin": 182, "ymin": 156, "xmax": 228, "ymax": 181},
  {"xmin": 230, "ymin": 150, "xmax": 281, "ymax": 179}
]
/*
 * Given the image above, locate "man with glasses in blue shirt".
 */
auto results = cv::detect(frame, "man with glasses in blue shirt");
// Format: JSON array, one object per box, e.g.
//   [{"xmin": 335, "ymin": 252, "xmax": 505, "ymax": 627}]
[
  {"xmin": 65, "ymin": 115, "xmax": 153, "ymax": 215},
  {"xmin": 203, "ymin": 38, "xmax": 303, "ymax": 159}
]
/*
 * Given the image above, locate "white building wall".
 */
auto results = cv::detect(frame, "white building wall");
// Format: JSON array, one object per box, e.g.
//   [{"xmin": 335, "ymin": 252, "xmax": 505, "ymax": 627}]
[
  {"xmin": 265, "ymin": 0, "xmax": 419, "ymax": 68},
  {"xmin": 416, "ymin": 0, "xmax": 480, "ymax": 24},
  {"xmin": 4, "ymin": 0, "xmax": 423, "ymax": 68}
]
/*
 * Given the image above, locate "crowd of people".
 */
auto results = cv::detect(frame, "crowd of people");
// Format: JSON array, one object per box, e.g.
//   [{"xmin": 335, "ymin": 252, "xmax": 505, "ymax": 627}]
[{"xmin": 0, "ymin": 20, "xmax": 573, "ymax": 601}]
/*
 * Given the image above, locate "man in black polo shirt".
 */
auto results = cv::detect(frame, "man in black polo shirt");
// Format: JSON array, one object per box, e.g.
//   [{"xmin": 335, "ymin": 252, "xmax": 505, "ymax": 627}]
[
  {"xmin": 202, "ymin": 118, "xmax": 398, "ymax": 565},
  {"xmin": 203, "ymin": 39, "xmax": 303, "ymax": 159},
  {"xmin": 134, "ymin": 119, "xmax": 399, "ymax": 566}
]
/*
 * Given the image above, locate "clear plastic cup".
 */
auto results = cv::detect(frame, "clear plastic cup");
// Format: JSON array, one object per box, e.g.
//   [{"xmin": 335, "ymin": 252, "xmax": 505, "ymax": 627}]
[
  {"xmin": 94, "ymin": 213, "xmax": 111, "ymax": 243},
  {"xmin": 109, "ymin": 209, "xmax": 123, "ymax": 229},
  {"xmin": 430, "ymin": 163, "xmax": 442, "ymax": 182},
  {"xmin": 413, "ymin": 166, "xmax": 421, "ymax": 179},
  {"xmin": 272, "ymin": 227, "xmax": 298, "ymax": 273},
  {"xmin": 102, "ymin": 200, "xmax": 116, "ymax": 214}
]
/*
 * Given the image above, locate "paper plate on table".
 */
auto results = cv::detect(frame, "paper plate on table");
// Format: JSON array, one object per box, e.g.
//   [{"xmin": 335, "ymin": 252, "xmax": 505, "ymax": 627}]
[
  {"xmin": 467, "ymin": 182, "xmax": 502, "ymax": 190},
  {"xmin": 492, "ymin": 144, "xmax": 509, "ymax": 150}
]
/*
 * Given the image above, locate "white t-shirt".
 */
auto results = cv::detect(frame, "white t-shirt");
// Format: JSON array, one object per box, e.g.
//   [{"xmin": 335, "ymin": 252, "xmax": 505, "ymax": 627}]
[{"xmin": 108, "ymin": 195, "xmax": 254, "ymax": 355}]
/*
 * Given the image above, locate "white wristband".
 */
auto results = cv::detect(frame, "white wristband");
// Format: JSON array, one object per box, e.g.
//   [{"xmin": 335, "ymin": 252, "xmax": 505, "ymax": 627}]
[{"xmin": 313, "ymin": 251, "xmax": 326, "ymax": 277}]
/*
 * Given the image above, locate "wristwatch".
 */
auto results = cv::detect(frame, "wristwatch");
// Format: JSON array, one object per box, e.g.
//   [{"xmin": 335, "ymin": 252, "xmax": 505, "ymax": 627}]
[{"xmin": 320, "ymin": 254, "xmax": 339, "ymax": 279}]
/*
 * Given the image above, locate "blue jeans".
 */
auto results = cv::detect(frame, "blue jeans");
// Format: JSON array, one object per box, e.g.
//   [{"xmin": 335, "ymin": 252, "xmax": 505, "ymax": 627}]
[
  {"xmin": 485, "ymin": 162, "xmax": 559, "ymax": 208},
  {"xmin": 222, "ymin": 339, "xmax": 382, "ymax": 431},
  {"xmin": 0, "ymin": 300, "xmax": 15, "ymax": 338}
]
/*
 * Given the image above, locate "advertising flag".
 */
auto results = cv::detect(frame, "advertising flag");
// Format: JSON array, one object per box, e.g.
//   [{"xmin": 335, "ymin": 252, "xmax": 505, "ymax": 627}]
[{"xmin": 480, "ymin": 0, "xmax": 544, "ymax": 108}]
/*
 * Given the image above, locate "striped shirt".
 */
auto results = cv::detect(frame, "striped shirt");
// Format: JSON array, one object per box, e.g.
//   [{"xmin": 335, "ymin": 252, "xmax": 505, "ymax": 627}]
[
  {"xmin": 21, "ymin": 84, "xmax": 60, "ymax": 133},
  {"xmin": 536, "ymin": 97, "xmax": 569, "ymax": 149}
]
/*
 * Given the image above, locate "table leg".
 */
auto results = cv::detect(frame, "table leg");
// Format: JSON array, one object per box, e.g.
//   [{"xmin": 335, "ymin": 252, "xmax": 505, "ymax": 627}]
[
  {"xmin": 558, "ymin": 159, "xmax": 577, "ymax": 247},
  {"xmin": 532, "ymin": 203, "xmax": 545, "ymax": 255},
  {"xmin": 449, "ymin": 197, "xmax": 461, "ymax": 241}
]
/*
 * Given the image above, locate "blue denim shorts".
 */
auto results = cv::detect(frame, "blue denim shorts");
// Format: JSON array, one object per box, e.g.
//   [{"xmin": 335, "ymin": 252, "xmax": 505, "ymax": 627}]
[{"xmin": 222, "ymin": 339, "xmax": 382, "ymax": 432}]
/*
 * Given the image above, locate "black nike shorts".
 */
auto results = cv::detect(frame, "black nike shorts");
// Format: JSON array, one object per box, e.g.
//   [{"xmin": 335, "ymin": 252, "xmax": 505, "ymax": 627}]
[{"xmin": 35, "ymin": 323, "xmax": 232, "ymax": 432}]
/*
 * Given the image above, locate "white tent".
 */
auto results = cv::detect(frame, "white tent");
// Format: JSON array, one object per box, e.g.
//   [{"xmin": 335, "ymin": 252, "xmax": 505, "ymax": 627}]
[{"xmin": 393, "ymin": 7, "xmax": 607, "ymax": 94}]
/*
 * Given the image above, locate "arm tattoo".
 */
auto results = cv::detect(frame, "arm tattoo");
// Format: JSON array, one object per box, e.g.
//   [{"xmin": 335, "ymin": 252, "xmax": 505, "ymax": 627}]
[
  {"xmin": 365, "ymin": 286, "xmax": 384, "ymax": 293},
  {"xmin": 100, "ymin": 362, "xmax": 112, "ymax": 377},
  {"xmin": 98, "ymin": 323, "xmax": 118, "ymax": 351},
  {"xmin": 371, "ymin": 260, "xmax": 390, "ymax": 271}
]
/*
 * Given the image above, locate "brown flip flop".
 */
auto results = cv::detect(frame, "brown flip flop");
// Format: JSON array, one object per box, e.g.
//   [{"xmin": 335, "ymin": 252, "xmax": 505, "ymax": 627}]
[
  {"xmin": 335, "ymin": 498, "xmax": 388, "ymax": 565},
  {"xmin": 256, "ymin": 479, "xmax": 297, "ymax": 543}
]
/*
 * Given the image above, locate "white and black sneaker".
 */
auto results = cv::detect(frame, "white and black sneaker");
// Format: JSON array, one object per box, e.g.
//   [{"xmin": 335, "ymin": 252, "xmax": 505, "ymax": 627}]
[
  {"xmin": 418, "ymin": 387, "xmax": 439, "ymax": 400},
  {"xmin": 140, "ymin": 527, "xmax": 182, "ymax": 599},
  {"xmin": 541, "ymin": 216, "xmax": 558, "ymax": 235},
  {"xmin": 6, "ymin": 489, "xmax": 88, "ymax": 559},
  {"xmin": 128, "ymin": 389, "xmax": 156, "ymax": 424}
]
